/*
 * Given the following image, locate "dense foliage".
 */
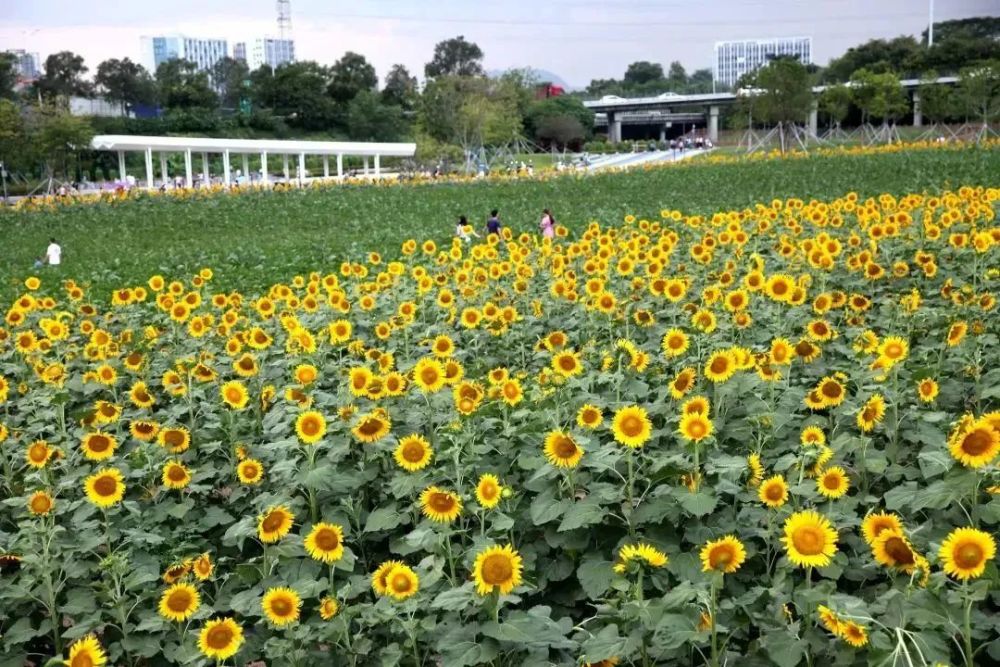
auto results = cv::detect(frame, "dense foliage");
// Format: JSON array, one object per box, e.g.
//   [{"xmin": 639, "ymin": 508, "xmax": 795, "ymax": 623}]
[{"xmin": 0, "ymin": 174, "xmax": 998, "ymax": 666}]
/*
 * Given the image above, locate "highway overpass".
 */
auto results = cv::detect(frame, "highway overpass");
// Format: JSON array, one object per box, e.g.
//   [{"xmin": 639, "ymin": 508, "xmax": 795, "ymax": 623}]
[{"xmin": 583, "ymin": 77, "xmax": 958, "ymax": 143}]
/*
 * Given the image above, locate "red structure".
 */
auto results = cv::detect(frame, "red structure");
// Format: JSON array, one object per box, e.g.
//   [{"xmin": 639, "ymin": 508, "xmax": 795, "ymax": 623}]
[{"xmin": 535, "ymin": 83, "xmax": 565, "ymax": 99}]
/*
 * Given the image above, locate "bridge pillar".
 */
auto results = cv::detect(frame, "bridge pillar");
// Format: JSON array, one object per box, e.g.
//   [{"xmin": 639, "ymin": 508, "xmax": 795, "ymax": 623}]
[
  {"xmin": 808, "ymin": 98, "xmax": 819, "ymax": 138},
  {"xmin": 608, "ymin": 111, "xmax": 622, "ymax": 143},
  {"xmin": 184, "ymin": 149, "xmax": 192, "ymax": 188},
  {"xmin": 708, "ymin": 106, "xmax": 720, "ymax": 143},
  {"xmin": 659, "ymin": 124, "xmax": 667, "ymax": 142},
  {"xmin": 912, "ymin": 90, "xmax": 923, "ymax": 127}
]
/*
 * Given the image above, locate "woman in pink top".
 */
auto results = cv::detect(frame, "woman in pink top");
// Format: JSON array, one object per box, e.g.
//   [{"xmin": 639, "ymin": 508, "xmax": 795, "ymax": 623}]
[{"xmin": 540, "ymin": 209, "xmax": 556, "ymax": 239}]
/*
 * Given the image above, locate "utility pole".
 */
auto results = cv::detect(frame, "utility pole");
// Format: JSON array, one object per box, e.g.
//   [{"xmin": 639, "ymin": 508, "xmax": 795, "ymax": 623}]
[{"xmin": 928, "ymin": 0, "xmax": 934, "ymax": 47}]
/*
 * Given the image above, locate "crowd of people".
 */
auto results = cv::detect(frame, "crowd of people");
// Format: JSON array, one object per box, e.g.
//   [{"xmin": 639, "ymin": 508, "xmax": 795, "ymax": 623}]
[{"xmin": 455, "ymin": 208, "xmax": 557, "ymax": 243}]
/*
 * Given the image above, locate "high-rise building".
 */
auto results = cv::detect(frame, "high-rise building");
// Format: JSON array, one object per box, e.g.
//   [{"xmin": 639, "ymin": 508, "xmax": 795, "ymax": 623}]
[
  {"xmin": 247, "ymin": 38, "xmax": 295, "ymax": 71},
  {"xmin": 233, "ymin": 42, "xmax": 247, "ymax": 64},
  {"xmin": 714, "ymin": 37, "xmax": 812, "ymax": 87},
  {"xmin": 7, "ymin": 49, "xmax": 41, "ymax": 80},
  {"xmin": 140, "ymin": 35, "xmax": 228, "ymax": 74}
]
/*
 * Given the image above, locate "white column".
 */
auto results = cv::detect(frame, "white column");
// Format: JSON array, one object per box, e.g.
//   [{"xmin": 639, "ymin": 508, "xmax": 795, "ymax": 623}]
[
  {"xmin": 242, "ymin": 154, "xmax": 250, "ymax": 183},
  {"xmin": 201, "ymin": 152, "xmax": 210, "ymax": 187},
  {"xmin": 323, "ymin": 155, "xmax": 330, "ymax": 179},
  {"xmin": 261, "ymin": 151, "xmax": 269, "ymax": 186},
  {"xmin": 363, "ymin": 156, "xmax": 369, "ymax": 176},
  {"xmin": 374, "ymin": 154, "xmax": 381, "ymax": 177},
  {"xmin": 298, "ymin": 152, "xmax": 305, "ymax": 185},
  {"xmin": 913, "ymin": 91, "xmax": 923, "ymax": 127},
  {"xmin": 708, "ymin": 106, "xmax": 720, "ymax": 143},
  {"xmin": 117, "ymin": 150, "xmax": 126, "ymax": 180},
  {"xmin": 184, "ymin": 149, "xmax": 192, "ymax": 188},
  {"xmin": 144, "ymin": 147, "xmax": 154, "ymax": 189},
  {"xmin": 223, "ymin": 150, "xmax": 231, "ymax": 187},
  {"xmin": 336, "ymin": 154, "xmax": 343, "ymax": 180},
  {"xmin": 283, "ymin": 155, "xmax": 289, "ymax": 181},
  {"xmin": 808, "ymin": 98, "xmax": 819, "ymax": 137},
  {"xmin": 159, "ymin": 153, "xmax": 168, "ymax": 186}
]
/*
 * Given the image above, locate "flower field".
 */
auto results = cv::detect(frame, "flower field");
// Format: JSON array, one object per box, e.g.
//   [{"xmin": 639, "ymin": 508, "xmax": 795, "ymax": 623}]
[{"xmin": 1, "ymin": 184, "xmax": 1000, "ymax": 665}]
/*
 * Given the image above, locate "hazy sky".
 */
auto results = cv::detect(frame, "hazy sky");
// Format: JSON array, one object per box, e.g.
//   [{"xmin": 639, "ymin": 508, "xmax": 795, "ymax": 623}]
[{"xmin": 3, "ymin": 0, "xmax": 996, "ymax": 87}]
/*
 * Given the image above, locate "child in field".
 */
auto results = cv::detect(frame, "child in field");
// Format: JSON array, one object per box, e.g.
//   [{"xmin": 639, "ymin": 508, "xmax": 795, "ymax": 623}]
[
  {"xmin": 456, "ymin": 215, "xmax": 479, "ymax": 243},
  {"xmin": 540, "ymin": 209, "xmax": 556, "ymax": 239}
]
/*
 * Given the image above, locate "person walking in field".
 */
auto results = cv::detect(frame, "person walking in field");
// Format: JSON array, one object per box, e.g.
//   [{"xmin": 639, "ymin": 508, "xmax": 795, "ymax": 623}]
[
  {"xmin": 540, "ymin": 209, "xmax": 556, "ymax": 239},
  {"xmin": 456, "ymin": 215, "xmax": 479, "ymax": 243},
  {"xmin": 36, "ymin": 237, "xmax": 61, "ymax": 268},
  {"xmin": 486, "ymin": 209, "xmax": 502, "ymax": 236}
]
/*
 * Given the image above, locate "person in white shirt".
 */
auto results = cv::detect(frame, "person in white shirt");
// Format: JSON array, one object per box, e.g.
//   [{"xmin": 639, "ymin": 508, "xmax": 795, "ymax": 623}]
[
  {"xmin": 455, "ymin": 215, "xmax": 479, "ymax": 243},
  {"xmin": 45, "ymin": 238, "xmax": 61, "ymax": 266}
]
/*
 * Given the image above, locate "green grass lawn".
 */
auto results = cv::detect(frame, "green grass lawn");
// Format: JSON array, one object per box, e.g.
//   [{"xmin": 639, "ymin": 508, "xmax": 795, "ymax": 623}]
[{"xmin": 2, "ymin": 145, "xmax": 998, "ymax": 301}]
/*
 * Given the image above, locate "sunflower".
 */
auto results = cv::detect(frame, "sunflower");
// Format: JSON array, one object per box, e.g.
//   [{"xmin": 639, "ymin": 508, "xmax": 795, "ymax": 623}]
[
  {"xmin": 769, "ymin": 338, "xmax": 794, "ymax": 365},
  {"xmin": 158, "ymin": 426, "xmax": 191, "ymax": 453},
  {"xmin": 856, "ymin": 394, "xmax": 886, "ymax": 432},
  {"xmin": 412, "ymin": 357, "xmax": 447, "ymax": 392},
  {"xmin": 294, "ymin": 364, "xmax": 318, "ymax": 385},
  {"xmin": 419, "ymin": 486, "xmax": 462, "ymax": 523},
  {"xmin": 794, "ymin": 339, "xmax": 821, "ymax": 363},
  {"xmin": 162, "ymin": 461, "xmax": 192, "ymax": 490},
  {"xmin": 703, "ymin": 350, "xmax": 736, "ymax": 383},
  {"xmin": 220, "ymin": 380, "xmax": 249, "ymax": 410},
  {"xmin": 80, "ymin": 432, "xmax": 117, "ymax": 461},
  {"xmin": 262, "ymin": 587, "xmax": 301, "ymax": 626},
  {"xmin": 661, "ymin": 328, "xmax": 690, "ymax": 358},
  {"xmin": 371, "ymin": 559, "xmax": 404, "ymax": 595},
  {"xmin": 758, "ymin": 475, "xmax": 789, "ymax": 508},
  {"xmin": 352, "ymin": 412, "xmax": 391, "ymax": 443},
  {"xmin": 28, "ymin": 490, "xmax": 55, "ymax": 516},
  {"xmin": 304, "ymin": 522, "xmax": 345, "ymax": 563},
  {"xmin": 348, "ymin": 367, "xmax": 374, "ymax": 396},
  {"xmin": 841, "ymin": 621, "xmax": 869, "ymax": 647},
  {"xmin": 192, "ymin": 553, "xmax": 213, "ymax": 580},
  {"xmin": 611, "ymin": 405, "xmax": 652, "ymax": 448},
  {"xmin": 65, "ymin": 635, "xmax": 107, "ymax": 667},
  {"xmin": 877, "ymin": 335, "xmax": 909, "ymax": 366},
  {"xmin": 576, "ymin": 404, "xmax": 603, "ymax": 429},
  {"xmin": 816, "ymin": 376, "xmax": 846, "ymax": 408},
  {"xmin": 669, "ymin": 368, "xmax": 697, "ymax": 399},
  {"xmin": 472, "ymin": 544, "xmax": 523, "ymax": 596},
  {"xmin": 816, "ymin": 605, "xmax": 842, "ymax": 635},
  {"xmin": 872, "ymin": 529, "xmax": 918, "ymax": 573},
  {"xmin": 158, "ymin": 583, "xmax": 200, "ymax": 622},
  {"xmin": 128, "ymin": 381, "xmax": 155, "ymax": 409},
  {"xmin": 475, "ymin": 474, "xmax": 503, "ymax": 509},
  {"xmin": 800, "ymin": 426, "xmax": 826, "ymax": 446},
  {"xmin": 26, "ymin": 440, "xmax": 53, "ymax": 468},
  {"xmin": 917, "ymin": 378, "xmax": 939, "ymax": 402},
  {"xmin": 816, "ymin": 466, "xmax": 849, "ymax": 499},
  {"xmin": 682, "ymin": 396, "xmax": 710, "ymax": 416},
  {"xmin": 782, "ymin": 510, "xmax": 838, "ymax": 568},
  {"xmin": 257, "ymin": 505, "xmax": 294, "ymax": 543},
  {"xmin": 543, "ymin": 431, "xmax": 584, "ymax": 468},
  {"xmin": 678, "ymin": 413, "xmax": 713, "ymax": 442},
  {"xmin": 295, "ymin": 410, "xmax": 327, "ymax": 444},
  {"xmin": 84, "ymin": 468, "xmax": 126, "ymax": 508},
  {"xmin": 319, "ymin": 596, "xmax": 340, "ymax": 620},
  {"xmin": 129, "ymin": 420, "xmax": 160, "ymax": 442},
  {"xmin": 237, "ymin": 458, "xmax": 264, "ymax": 484},
  {"xmin": 384, "ymin": 563, "xmax": 419, "ymax": 601},
  {"xmin": 197, "ymin": 618, "xmax": 244, "ymax": 660},
  {"xmin": 947, "ymin": 417, "xmax": 999, "ymax": 468},
  {"xmin": 551, "ymin": 350, "xmax": 584, "ymax": 378},
  {"xmin": 232, "ymin": 353, "xmax": 259, "ymax": 378},
  {"xmin": 700, "ymin": 535, "xmax": 746, "ymax": 574},
  {"xmin": 613, "ymin": 543, "xmax": 669, "ymax": 574},
  {"xmin": 947, "ymin": 321, "xmax": 968, "ymax": 347},
  {"xmin": 394, "ymin": 435, "xmax": 433, "ymax": 472},
  {"xmin": 861, "ymin": 511, "xmax": 903, "ymax": 545},
  {"xmin": 938, "ymin": 527, "xmax": 996, "ymax": 580}
]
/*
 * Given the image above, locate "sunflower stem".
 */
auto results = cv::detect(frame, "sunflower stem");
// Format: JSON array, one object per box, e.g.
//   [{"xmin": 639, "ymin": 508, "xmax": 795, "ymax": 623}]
[
  {"xmin": 962, "ymin": 581, "xmax": 974, "ymax": 667},
  {"xmin": 626, "ymin": 449, "xmax": 635, "ymax": 537},
  {"xmin": 709, "ymin": 576, "xmax": 719, "ymax": 667}
]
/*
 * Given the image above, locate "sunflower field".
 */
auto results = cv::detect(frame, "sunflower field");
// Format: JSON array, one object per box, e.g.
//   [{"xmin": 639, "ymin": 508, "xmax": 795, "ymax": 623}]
[{"xmin": 1, "ymin": 185, "xmax": 999, "ymax": 667}]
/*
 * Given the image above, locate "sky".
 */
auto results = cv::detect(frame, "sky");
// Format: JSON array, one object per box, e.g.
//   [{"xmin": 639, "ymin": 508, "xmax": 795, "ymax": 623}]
[{"xmin": 2, "ymin": 0, "xmax": 997, "ymax": 88}]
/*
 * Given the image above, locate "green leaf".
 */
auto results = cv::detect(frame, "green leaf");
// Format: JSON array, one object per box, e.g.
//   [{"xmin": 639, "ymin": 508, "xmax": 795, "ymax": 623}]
[
  {"xmin": 530, "ymin": 493, "xmax": 570, "ymax": 526},
  {"xmin": 580, "ymin": 623, "xmax": 626, "ymax": 662},
  {"xmin": 431, "ymin": 583, "xmax": 477, "ymax": 611},
  {"xmin": 577, "ymin": 556, "xmax": 614, "ymax": 599},
  {"xmin": 558, "ymin": 496, "xmax": 604, "ymax": 532},
  {"xmin": 761, "ymin": 630, "xmax": 805, "ymax": 667},
  {"xmin": 677, "ymin": 489, "xmax": 717, "ymax": 517},
  {"xmin": 364, "ymin": 506, "xmax": 403, "ymax": 533}
]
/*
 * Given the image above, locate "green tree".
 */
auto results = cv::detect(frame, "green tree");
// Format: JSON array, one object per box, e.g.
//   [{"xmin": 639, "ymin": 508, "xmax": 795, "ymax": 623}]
[
  {"xmin": 37, "ymin": 51, "xmax": 92, "ymax": 103},
  {"xmin": 25, "ymin": 104, "xmax": 94, "ymax": 180},
  {"xmin": 347, "ymin": 90, "xmax": 405, "ymax": 141},
  {"xmin": 687, "ymin": 69, "xmax": 715, "ymax": 93},
  {"xmin": 752, "ymin": 57, "xmax": 814, "ymax": 150},
  {"xmin": 823, "ymin": 36, "xmax": 922, "ymax": 82},
  {"xmin": 624, "ymin": 61, "xmax": 664, "ymax": 86},
  {"xmin": 917, "ymin": 71, "xmax": 958, "ymax": 124},
  {"xmin": 957, "ymin": 60, "xmax": 1000, "ymax": 129},
  {"xmin": 211, "ymin": 57, "xmax": 250, "ymax": 110},
  {"xmin": 425, "ymin": 36, "xmax": 484, "ymax": 78},
  {"xmin": 666, "ymin": 61, "xmax": 687, "ymax": 87},
  {"xmin": 818, "ymin": 83, "xmax": 852, "ymax": 128},
  {"xmin": 95, "ymin": 58, "xmax": 157, "ymax": 113},
  {"xmin": 525, "ymin": 96, "xmax": 594, "ymax": 141},
  {"xmin": 251, "ymin": 62, "xmax": 335, "ymax": 130},
  {"xmin": 382, "ymin": 64, "xmax": 418, "ymax": 110},
  {"xmin": 0, "ymin": 53, "xmax": 18, "ymax": 100},
  {"xmin": 328, "ymin": 52, "xmax": 377, "ymax": 105},
  {"xmin": 0, "ymin": 99, "xmax": 25, "ymax": 174},
  {"xmin": 419, "ymin": 76, "xmax": 467, "ymax": 143},
  {"xmin": 850, "ymin": 68, "xmax": 908, "ymax": 124},
  {"xmin": 156, "ymin": 59, "xmax": 218, "ymax": 110},
  {"xmin": 535, "ymin": 115, "xmax": 585, "ymax": 150}
]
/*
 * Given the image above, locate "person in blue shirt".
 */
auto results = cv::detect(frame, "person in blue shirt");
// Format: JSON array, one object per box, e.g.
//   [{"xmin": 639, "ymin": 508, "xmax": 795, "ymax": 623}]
[{"xmin": 486, "ymin": 209, "xmax": 502, "ymax": 236}]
